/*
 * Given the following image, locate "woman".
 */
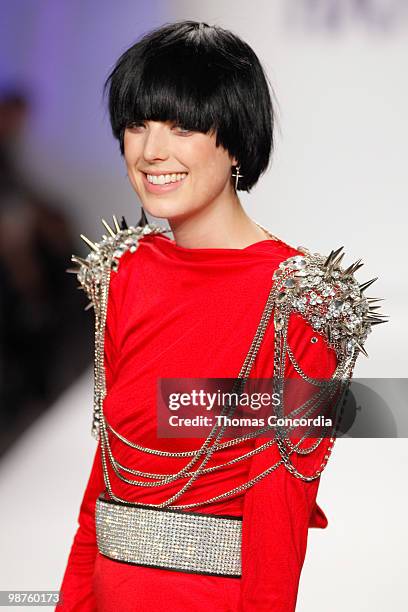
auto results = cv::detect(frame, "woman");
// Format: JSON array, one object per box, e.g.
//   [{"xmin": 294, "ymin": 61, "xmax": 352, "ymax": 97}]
[{"xmin": 58, "ymin": 20, "xmax": 386, "ymax": 611}]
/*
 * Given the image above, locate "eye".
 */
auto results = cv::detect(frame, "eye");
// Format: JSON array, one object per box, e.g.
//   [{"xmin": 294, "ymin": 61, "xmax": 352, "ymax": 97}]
[
  {"xmin": 127, "ymin": 121, "xmax": 146, "ymax": 131},
  {"xmin": 172, "ymin": 124, "xmax": 193, "ymax": 135}
]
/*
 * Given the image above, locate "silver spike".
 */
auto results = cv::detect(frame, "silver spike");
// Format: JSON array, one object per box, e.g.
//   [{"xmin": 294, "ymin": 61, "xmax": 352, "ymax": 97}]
[
  {"xmin": 101, "ymin": 217, "xmax": 116, "ymax": 237},
  {"xmin": 323, "ymin": 249, "xmax": 335, "ymax": 268},
  {"xmin": 112, "ymin": 214, "xmax": 121, "ymax": 233},
  {"xmin": 137, "ymin": 207, "xmax": 149, "ymax": 228},
  {"xmin": 80, "ymin": 234, "xmax": 99, "ymax": 252},
  {"xmin": 363, "ymin": 321, "xmax": 387, "ymax": 328},
  {"xmin": 351, "ymin": 263, "xmax": 365, "ymax": 275},
  {"xmin": 324, "ymin": 246, "xmax": 344, "ymax": 268},
  {"xmin": 355, "ymin": 341, "xmax": 369, "ymax": 358},
  {"xmin": 359, "ymin": 277, "xmax": 378, "ymax": 292},
  {"xmin": 342, "ymin": 259, "xmax": 364, "ymax": 277},
  {"xmin": 342, "ymin": 258, "xmax": 362, "ymax": 275},
  {"xmin": 65, "ymin": 267, "xmax": 80, "ymax": 274},
  {"xmin": 71, "ymin": 255, "xmax": 89, "ymax": 266},
  {"xmin": 364, "ymin": 311, "xmax": 388, "ymax": 318},
  {"xmin": 363, "ymin": 316, "xmax": 388, "ymax": 324},
  {"xmin": 331, "ymin": 252, "xmax": 345, "ymax": 269},
  {"xmin": 84, "ymin": 301, "xmax": 94, "ymax": 311}
]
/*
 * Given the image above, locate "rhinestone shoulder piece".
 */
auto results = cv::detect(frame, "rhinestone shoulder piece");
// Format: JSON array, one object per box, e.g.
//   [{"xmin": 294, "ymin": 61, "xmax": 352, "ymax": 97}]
[
  {"xmin": 66, "ymin": 211, "xmax": 170, "ymax": 311},
  {"xmin": 272, "ymin": 245, "xmax": 388, "ymax": 359},
  {"xmin": 66, "ymin": 210, "xmax": 170, "ymax": 440}
]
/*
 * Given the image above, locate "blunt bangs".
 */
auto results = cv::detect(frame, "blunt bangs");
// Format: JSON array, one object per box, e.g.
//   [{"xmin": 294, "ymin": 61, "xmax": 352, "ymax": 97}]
[{"xmin": 103, "ymin": 20, "xmax": 276, "ymax": 192}]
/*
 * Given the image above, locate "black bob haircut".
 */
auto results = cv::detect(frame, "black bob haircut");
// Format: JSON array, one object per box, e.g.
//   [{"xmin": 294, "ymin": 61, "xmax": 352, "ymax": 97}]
[{"xmin": 103, "ymin": 20, "xmax": 278, "ymax": 192}]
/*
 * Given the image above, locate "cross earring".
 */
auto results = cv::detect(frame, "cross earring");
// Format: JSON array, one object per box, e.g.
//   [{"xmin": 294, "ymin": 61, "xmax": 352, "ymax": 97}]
[{"xmin": 231, "ymin": 165, "xmax": 243, "ymax": 191}]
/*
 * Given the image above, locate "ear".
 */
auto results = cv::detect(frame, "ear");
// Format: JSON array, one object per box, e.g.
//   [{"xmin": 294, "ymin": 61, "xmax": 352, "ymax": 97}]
[{"xmin": 231, "ymin": 155, "xmax": 239, "ymax": 166}]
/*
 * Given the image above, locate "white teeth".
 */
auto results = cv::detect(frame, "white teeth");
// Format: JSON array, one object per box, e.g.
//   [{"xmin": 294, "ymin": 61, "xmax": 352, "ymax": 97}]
[{"xmin": 146, "ymin": 172, "xmax": 187, "ymax": 185}]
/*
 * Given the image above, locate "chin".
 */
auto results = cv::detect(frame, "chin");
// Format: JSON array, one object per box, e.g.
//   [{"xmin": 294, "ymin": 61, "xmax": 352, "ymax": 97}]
[{"xmin": 139, "ymin": 197, "xmax": 197, "ymax": 221}]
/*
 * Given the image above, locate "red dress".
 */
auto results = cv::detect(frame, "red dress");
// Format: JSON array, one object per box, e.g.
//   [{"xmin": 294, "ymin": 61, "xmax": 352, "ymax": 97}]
[{"xmin": 58, "ymin": 231, "xmax": 337, "ymax": 611}]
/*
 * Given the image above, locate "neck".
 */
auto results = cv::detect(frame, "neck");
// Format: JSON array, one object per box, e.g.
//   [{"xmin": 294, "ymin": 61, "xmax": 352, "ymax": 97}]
[{"xmin": 167, "ymin": 190, "xmax": 271, "ymax": 250}]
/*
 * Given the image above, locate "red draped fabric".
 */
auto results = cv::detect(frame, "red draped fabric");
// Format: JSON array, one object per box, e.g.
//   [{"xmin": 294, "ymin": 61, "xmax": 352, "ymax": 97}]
[{"xmin": 58, "ymin": 231, "xmax": 337, "ymax": 611}]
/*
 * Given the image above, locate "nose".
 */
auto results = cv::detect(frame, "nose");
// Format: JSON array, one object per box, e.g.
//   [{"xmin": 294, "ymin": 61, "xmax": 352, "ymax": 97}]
[{"xmin": 142, "ymin": 123, "xmax": 169, "ymax": 162}]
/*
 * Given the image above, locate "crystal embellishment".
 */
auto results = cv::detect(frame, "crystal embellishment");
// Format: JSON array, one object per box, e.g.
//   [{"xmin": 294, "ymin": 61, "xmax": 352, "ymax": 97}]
[
  {"xmin": 67, "ymin": 213, "xmax": 170, "ymax": 439},
  {"xmin": 272, "ymin": 245, "xmax": 388, "ymax": 359},
  {"xmin": 95, "ymin": 496, "xmax": 242, "ymax": 577}
]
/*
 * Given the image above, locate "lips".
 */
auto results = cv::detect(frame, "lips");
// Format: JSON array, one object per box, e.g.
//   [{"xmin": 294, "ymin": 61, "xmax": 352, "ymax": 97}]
[
  {"xmin": 145, "ymin": 172, "xmax": 188, "ymax": 185},
  {"xmin": 141, "ymin": 171, "xmax": 188, "ymax": 194}
]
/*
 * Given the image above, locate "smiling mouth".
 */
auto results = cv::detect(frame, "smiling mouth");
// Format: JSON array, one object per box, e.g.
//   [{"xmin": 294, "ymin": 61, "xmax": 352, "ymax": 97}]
[{"xmin": 144, "ymin": 172, "xmax": 188, "ymax": 185}]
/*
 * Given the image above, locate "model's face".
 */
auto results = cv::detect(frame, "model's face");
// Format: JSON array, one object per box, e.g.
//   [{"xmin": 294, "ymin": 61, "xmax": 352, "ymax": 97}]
[{"xmin": 123, "ymin": 120, "xmax": 237, "ymax": 219}]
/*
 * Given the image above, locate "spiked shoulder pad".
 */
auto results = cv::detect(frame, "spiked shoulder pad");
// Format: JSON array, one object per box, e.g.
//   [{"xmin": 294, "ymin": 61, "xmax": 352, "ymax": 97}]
[
  {"xmin": 67, "ymin": 213, "xmax": 170, "ymax": 312},
  {"xmin": 272, "ymin": 245, "xmax": 388, "ymax": 361},
  {"xmin": 67, "ymin": 212, "xmax": 170, "ymax": 439}
]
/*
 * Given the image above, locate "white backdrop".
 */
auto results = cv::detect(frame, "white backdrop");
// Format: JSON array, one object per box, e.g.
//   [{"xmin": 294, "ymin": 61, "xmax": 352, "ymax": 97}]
[{"xmin": 0, "ymin": 1, "xmax": 407, "ymax": 610}]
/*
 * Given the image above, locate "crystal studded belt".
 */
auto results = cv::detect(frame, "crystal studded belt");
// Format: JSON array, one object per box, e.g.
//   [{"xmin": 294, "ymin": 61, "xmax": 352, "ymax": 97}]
[{"xmin": 95, "ymin": 494, "xmax": 242, "ymax": 578}]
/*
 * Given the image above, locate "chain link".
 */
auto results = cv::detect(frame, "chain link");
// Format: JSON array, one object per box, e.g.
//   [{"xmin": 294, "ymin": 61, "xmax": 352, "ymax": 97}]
[{"xmin": 90, "ymin": 223, "xmax": 358, "ymax": 509}]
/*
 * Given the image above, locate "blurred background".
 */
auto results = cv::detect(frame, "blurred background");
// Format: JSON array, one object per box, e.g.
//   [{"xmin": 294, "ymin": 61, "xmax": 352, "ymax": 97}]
[{"xmin": 0, "ymin": 1, "xmax": 407, "ymax": 610}]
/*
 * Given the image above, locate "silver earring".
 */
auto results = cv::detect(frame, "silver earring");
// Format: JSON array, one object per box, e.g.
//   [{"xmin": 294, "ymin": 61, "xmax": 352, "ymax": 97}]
[{"xmin": 231, "ymin": 165, "xmax": 243, "ymax": 191}]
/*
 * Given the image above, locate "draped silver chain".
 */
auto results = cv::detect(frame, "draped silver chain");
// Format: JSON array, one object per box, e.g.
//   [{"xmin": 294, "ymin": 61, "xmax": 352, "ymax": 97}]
[
  {"xmin": 70, "ymin": 216, "xmax": 385, "ymax": 511},
  {"xmin": 93, "ymin": 224, "xmax": 356, "ymax": 509}
]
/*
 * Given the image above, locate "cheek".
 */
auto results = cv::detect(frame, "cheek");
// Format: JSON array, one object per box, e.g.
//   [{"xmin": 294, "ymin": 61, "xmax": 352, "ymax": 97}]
[
  {"xmin": 124, "ymin": 150, "xmax": 137, "ymax": 168},
  {"xmin": 123, "ymin": 134, "xmax": 141, "ymax": 166},
  {"xmin": 189, "ymin": 145, "xmax": 228, "ymax": 182},
  {"xmin": 197, "ymin": 154, "xmax": 230, "ymax": 190},
  {"xmin": 190, "ymin": 164, "xmax": 230, "ymax": 202}
]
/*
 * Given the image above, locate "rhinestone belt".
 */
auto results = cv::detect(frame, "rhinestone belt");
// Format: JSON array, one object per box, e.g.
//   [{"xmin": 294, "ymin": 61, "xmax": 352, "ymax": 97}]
[{"xmin": 95, "ymin": 494, "xmax": 242, "ymax": 577}]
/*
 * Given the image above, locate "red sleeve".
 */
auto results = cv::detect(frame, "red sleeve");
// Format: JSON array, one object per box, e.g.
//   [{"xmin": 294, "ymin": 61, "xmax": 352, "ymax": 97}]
[
  {"xmin": 57, "ymin": 270, "xmax": 118, "ymax": 611},
  {"xmin": 237, "ymin": 312, "xmax": 338, "ymax": 612}
]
